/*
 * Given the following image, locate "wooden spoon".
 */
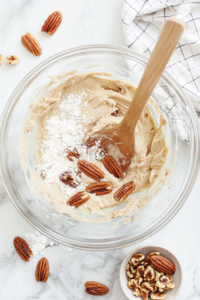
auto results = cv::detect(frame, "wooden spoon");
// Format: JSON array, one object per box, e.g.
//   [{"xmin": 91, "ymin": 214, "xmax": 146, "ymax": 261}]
[{"xmin": 85, "ymin": 17, "xmax": 185, "ymax": 172}]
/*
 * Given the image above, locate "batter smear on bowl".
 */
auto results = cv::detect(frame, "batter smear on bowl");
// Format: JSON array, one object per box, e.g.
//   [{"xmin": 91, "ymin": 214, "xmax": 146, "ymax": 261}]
[{"xmin": 21, "ymin": 70, "xmax": 169, "ymax": 223}]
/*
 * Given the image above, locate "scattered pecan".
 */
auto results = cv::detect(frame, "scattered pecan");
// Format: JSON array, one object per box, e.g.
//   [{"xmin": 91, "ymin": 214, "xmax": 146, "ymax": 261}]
[
  {"xmin": 111, "ymin": 109, "xmax": 119, "ymax": 116},
  {"xmin": 60, "ymin": 172, "xmax": 78, "ymax": 188},
  {"xmin": 5, "ymin": 55, "xmax": 20, "ymax": 65},
  {"xmin": 78, "ymin": 160, "xmax": 104, "ymax": 181},
  {"xmin": 86, "ymin": 182, "xmax": 112, "ymax": 196},
  {"xmin": 65, "ymin": 147, "xmax": 80, "ymax": 161},
  {"xmin": 14, "ymin": 237, "xmax": 33, "ymax": 262},
  {"xmin": 114, "ymin": 182, "xmax": 135, "ymax": 201},
  {"xmin": 102, "ymin": 155, "xmax": 124, "ymax": 178},
  {"xmin": 0, "ymin": 54, "xmax": 4, "ymax": 65},
  {"xmin": 42, "ymin": 11, "xmax": 63, "ymax": 35},
  {"xmin": 35, "ymin": 257, "xmax": 49, "ymax": 282},
  {"xmin": 85, "ymin": 281, "xmax": 109, "ymax": 295},
  {"xmin": 150, "ymin": 256, "xmax": 175, "ymax": 275},
  {"xmin": 67, "ymin": 191, "xmax": 90, "ymax": 207},
  {"xmin": 21, "ymin": 33, "xmax": 42, "ymax": 56}
]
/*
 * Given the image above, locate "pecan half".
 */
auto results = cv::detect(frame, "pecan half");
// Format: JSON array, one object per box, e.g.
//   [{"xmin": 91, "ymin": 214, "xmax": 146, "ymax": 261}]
[
  {"xmin": 21, "ymin": 33, "xmax": 42, "ymax": 56},
  {"xmin": 5, "ymin": 55, "xmax": 20, "ymax": 65},
  {"xmin": 102, "ymin": 155, "xmax": 124, "ymax": 178},
  {"xmin": 85, "ymin": 281, "xmax": 109, "ymax": 295},
  {"xmin": 114, "ymin": 182, "xmax": 135, "ymax": 201},
  {"xmin": 67, "ymin": 191, "xmax": 90, "ymax": 207},
  {"xmin": 42, "ymin": 11, "xmax": 63, "ymax": 35},
  {"xmin": 150, "ymin": 256, "xmax": 175, "ymax": 275},
  {"xmin": 65, "ymin": 147, "xmax": 80, "ymax": 161},
  {"xmin": 78, "ymin": 160, "xmax": 104, "ymax": 181},
  {"xmin": 35, "ymin": 257, "xmax": 49, "ymax": 282},
  {"xmin": 14, "ymin": 237, "xmax": 33, "ymax": 262},
  {"xmin": 86, "ymin": 182, "xmax": 112, "ymax": 196},
  {"xmin": 60, "ymin": 172, "xmax": 78, "ymax": 188}
]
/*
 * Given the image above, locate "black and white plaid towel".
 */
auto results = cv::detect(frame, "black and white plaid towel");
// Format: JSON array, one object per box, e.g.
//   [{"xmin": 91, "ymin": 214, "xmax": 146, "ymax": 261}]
[{"xmin": 122, "ymin": 0, "xmax": 200, "ymax": 141}]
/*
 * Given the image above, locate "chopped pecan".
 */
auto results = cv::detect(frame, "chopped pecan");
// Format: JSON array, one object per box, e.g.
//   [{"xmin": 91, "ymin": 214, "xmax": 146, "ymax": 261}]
[
  {"xmin": 5, "ymin": 55, "xmax": 20, "ymax": 64},
  {"xmin": 111, "ymin": 109, "xmax": 119, "ymax": 116},
  {"xmin": 78, "ymin": 160, "xmax": 104, "ymax": 181},
  {"xmin": 137, "ymin": 266, "xmax": 145, "ymax": 277},
  {"xmin": 42, "ymin": 11, "xmax": 63, "ymax": 35},
  {"xmin": 65, "ymin": 147, "xmax": 80, "ymax": 161},
  {"xmin": 133, "ymin": 287, "xmax": 141, "ymax": 297},
  {"xmin": 85, "ymin": 281, "xmax": 109, "ymax": 295},
  {"xmin": 144, "ymin": 266, "xmax": 155, "ymax": 282},
  {"xmin": 151, "ymin": 292, "xmax": 166, "ymax": 300},
  {"xmin": 86, "ymin": 182, "xmax": 112, "ymax": 196},
  {"xmin": 147, "ymin": 252, "xmax": 160, "ymax": 260},
  {"xmin": 60, "ymin": 172, "xmax": 78, "ymax": 188},
  {"xmin": 35, "ymin": 257, "xmax": 49, "ymax": 282},
  {"xmin": 0, "ymin": 54, "xmax": 4, "ymax": 65},
  {"xmin": 130, "ymin": 253, "xmax": 145, "ymax": 267},
  {"xmin": 114, "ymin": 182, "xmax": 135, "ymax": 201},
  {"xmin": 21, "ymin": 33, "xmax": 42, "ymax": 56},
  {"xmin": 126, "ymin": 263, "xmax": 136, "ymax": 279},
  {"xmin": 102, "ymin": 155, "xmax": 124, "ymax": 178},
  {"xmin": 67, "ymin": 191, "xmax": 90, "ymax": 207},
  {"xmin": 14, "ymin": 237, "xmax": 33, "ymax": 262}
]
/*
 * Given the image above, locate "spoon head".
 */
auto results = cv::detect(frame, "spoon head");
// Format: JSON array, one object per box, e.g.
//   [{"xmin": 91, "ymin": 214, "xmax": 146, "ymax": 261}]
[{"xmin": 85, "ymin": 128, "xmax": 134, "ymax": 173}]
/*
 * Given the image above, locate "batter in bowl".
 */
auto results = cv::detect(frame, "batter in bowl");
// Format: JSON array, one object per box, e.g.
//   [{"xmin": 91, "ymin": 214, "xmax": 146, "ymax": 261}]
[{"xmin": 20, "ymin": 70, "xmax": 169, "ymax": 223}]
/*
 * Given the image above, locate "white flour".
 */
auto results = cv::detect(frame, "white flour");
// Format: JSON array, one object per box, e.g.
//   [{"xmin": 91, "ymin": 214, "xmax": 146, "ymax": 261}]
[
  {"xmin": 25, "ymin": 232, "xmax": 47, "ymax": 256},
  {"xmin": 38, "ymin": 91, "xmax": 91, "ymax": 198}
]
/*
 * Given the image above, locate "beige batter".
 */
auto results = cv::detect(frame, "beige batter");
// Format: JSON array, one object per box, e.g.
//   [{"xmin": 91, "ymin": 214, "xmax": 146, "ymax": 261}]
[{"xmin": 21, "ymin": 70, "xmax": 169, "ymax": 223}]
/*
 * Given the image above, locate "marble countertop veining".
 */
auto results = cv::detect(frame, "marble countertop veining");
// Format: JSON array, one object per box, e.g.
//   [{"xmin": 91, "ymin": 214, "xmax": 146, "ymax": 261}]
[{"xmin": 0, "ymin": 0, "xmax": 200, "ymax": 299}]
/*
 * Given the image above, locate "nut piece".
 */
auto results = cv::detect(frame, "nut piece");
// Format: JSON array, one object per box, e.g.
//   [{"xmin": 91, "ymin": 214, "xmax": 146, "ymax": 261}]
[
  {"xmin": 150, "ymin": 255, "xmax": 175, "ymax": 275},
  {"xmin": 21, "ymin": 33, "xmax": 42, "ymax": 56},
  {"xmin": 85, "ymin": 281, "xmax": 109, "ymax": 295},
  {"xmin": 42, "ymin": 11, "xmax": 63, "ymax": 35},
  {"xmin": 78, "ymin": 160, "xmax": 104, "ymax": 181},
  {"xmin": 35, "ymin": 257, "xmax": 49, "ymax": 282},
  {"xmin": 0, "ymin": 54, "xmax": 4, "ymax": 65},
  {"xmin": 111, "ymin": 109, "xmax": 119, "ymax": 117},
  {"xmin": 133, "ymin": 287, "xmax": 141, "ymax": 297},
  {"xmin": 130, "ymin": 253, "xmax": 145, "ymax": 268},
  {"xmin": 14, "ymin": 237, "xmax": 33, "ymax": 262},
  {"xmin": 151, "ymin": 292, "xmax": 166, "ymax": 300},
  {"xmin": 102, "ymin": 155, "xmax": 124, "ymax": 178},
  {"xmin": 126, "ymin": 263, "xmax": 136, "ymax": 279},
  {"xmin": 86, "ymin": 182, "xmax": 112, "ymax": 196},
  {"xmin": 147, "ymin": 252, "xmax": 160, "ymax": 260},
  {"xmin": 137, "ymin": 266, "xmax": 145, "ymax": 277},
  {"xmin": 141, "ymin": 282, "xmax": 153, "ymax": 300},
  {"xmin": 5, "ymin": 55, "xmax": 20, "ymax": 65},
  {"xmin": 65, "ymin": 147, "xmax": 80, "ymax": 161},
  {"xmin": 114, "ymin": 182, "xmax": 135, "ymax": 201},
  {"xmin": 144, "ymin": 265, "xmax": 155, "ymax": 282},
  {"xmin": 60, "ymin": 172, "xmax": 78, "ymax": 188},
  {"xmin": 165, "ymin": 282, "xmax": 175, "ymax": 290},
  {"xmin": 67, "ymin": 191, "xmax": 90, "ymax": 208},
  {"xmin": 128, "ymin": 278, "xmax": 143, "ymax": 289}
]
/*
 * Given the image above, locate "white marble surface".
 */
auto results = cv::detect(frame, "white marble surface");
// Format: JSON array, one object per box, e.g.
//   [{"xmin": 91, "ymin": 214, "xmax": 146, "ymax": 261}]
[{"xmin": 0, "ymin": 0, "xmax": 200, "ymax": 299}]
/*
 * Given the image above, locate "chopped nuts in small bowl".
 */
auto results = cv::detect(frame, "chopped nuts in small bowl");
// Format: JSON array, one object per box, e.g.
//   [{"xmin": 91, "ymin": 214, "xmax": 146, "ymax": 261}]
[{"xmin": 119, "ymin": 246, "xmax": 182, "ymax": 300}]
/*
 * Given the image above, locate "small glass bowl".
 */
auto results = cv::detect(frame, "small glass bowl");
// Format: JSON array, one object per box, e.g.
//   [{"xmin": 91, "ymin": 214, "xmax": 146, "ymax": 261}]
[{"xmin": 0, "ymin": 45, "xmax": 199, "ymax": 250}]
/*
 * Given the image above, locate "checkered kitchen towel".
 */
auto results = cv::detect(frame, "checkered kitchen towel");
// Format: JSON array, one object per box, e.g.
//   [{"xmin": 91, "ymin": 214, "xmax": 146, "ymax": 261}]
[{"xmin": 122, "ymin": 0, "xmax": 200, "ymax": 141}]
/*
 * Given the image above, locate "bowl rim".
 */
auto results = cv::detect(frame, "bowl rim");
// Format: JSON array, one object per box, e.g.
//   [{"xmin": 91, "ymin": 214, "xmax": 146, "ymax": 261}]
[
  {"xmin": 0, "ymin": 44, "xmax": 199, "ymax": 250},
  {"xmin": 119, "ymin": 245, "xmax": 183, "ymax": 300}
]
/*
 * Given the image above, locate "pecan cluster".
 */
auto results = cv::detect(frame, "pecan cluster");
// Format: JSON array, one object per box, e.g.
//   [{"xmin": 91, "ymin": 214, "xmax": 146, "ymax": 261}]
[{"xmin": 126, "ymin": 252, "xmax": 175, "ymax": 300}]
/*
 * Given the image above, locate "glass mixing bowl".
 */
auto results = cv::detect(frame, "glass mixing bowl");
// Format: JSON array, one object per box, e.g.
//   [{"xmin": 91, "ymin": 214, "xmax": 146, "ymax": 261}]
[{"xmin": 0, "ymin": 45, "xmax": 199, "ymax": 250}]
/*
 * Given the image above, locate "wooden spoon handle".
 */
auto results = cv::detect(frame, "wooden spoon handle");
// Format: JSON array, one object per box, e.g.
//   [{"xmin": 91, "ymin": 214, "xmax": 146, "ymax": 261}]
[{"xmin": 122, "ymin": 17, "xmax": 185, "ymax": 131}]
